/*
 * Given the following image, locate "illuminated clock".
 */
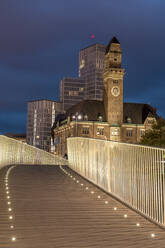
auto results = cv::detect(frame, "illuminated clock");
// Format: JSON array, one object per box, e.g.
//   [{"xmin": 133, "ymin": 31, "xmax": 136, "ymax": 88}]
[{"xmin": 111, "ymin": 86, "xmax": 120, "ymax": 97}]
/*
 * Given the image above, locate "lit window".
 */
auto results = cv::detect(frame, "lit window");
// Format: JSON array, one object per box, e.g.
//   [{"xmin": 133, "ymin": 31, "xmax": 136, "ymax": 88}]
[
  {"xmin": 79, "ymin": 88, "xmax": 84, "ymax": 92},
  {"xmin": 69, "ymin": 91, "xmax": 73, "ymax": 96},
  {"xmin": 126, "ymin": 129, "xmax": 133, "ymax": 137},
  {"xmin": 68, "ymin": 91, "xmax": 79, "ymax": 96},
  {"xmin": 97, "ymin": 128, "xmax": 104, "ymax": 136},
  {"xmin": 111, "ymin": 128, "xmax": 118, "ymax": 136},
  {"xmin": 74, "ymin": 91, "xmax": 79, "ymax": 96},
  {"xmin": 82, "ymin": 127, "xmax": 89, "ymax": 135}
]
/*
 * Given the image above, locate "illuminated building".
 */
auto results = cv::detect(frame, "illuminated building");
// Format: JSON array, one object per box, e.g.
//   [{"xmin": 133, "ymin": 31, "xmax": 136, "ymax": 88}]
[
  {"xmin": 79, "ymin": 43, "xmax": 106, "ymax": 101},
  {"xmin": 59, "ymin": 78, "xmax": 85, "ymax": 111},
  {"xmin": 52, "ymin": 37, "xmax": 158, "ymax": 156},
  {"xmin": 59, "ymin": 44, "xmax": 106, "ymax": 112},
  {"xmin": 26, "ymin": 99, "xmax": 62, "ymax": 152}
]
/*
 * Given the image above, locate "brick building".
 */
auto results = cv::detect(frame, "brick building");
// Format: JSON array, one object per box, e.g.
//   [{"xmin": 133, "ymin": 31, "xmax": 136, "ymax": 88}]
[{"xmin": 52, "ymin": 37, "xmax": 158, "ymax": 156}]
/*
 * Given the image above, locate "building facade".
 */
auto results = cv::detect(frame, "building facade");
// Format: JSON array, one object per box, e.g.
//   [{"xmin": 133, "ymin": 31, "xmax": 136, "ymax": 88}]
[
  {"xmin": 59, "ymin": 43, "xmax": 106, "ymax": 112},
  {"xmin": 79, "ymin": 43, "xmax": 106, "ymax": 101},
  {"xmin": 52, "ymin": 37, "xmax": 158, "ymax": 156},
  {"xmin": 59, "ymin": 78, "xmax": 85, "ymax": 112},
  {"xmin": 26, "ymin": 99, "xmax": 62, "ymax": 152}
]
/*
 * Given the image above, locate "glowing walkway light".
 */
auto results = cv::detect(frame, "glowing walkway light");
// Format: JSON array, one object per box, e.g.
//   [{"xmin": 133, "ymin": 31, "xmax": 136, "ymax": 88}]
[{"xmin": 11, "ymin": 236, "xmax": 16, "ymax": 242}]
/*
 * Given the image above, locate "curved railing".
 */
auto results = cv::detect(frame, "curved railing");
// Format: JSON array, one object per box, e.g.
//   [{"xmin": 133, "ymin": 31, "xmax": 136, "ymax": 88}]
[
  {"xmin": 0, "ymin": 135, "xmax": 68, "ymax": 168},
  {"xmin": 67, "ymin": 137, "xmax": 165, "ymax": 227}
]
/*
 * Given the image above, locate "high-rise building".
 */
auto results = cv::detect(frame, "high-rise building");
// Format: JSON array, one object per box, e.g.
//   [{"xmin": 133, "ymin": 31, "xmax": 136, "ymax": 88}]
[
  {"xmin": 26, "ymin": 99, "xmax": 62, "ymax": 152},
  {"xmin": 79, "ymin": 43, "xmax": 106, "ymax": 101},
  {"xmin": 59, "ymin": 43, "xmax": 106, "ymax": 112},
  {"xmin": 59, "ymin": 78, "xmax": 85, "ymax": 111}
]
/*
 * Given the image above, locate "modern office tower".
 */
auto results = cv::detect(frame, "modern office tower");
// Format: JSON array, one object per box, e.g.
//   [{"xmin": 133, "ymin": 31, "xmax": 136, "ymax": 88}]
[
  {"xmin": 79, "ymin": 43, "xmax": 106, "ymax": 101},
  {"xmin": 59, "ymin": 77, "xmax": 85, "ymax": 111},
  {"xmin": 26, "ymin": 99, "xmax": 62, "ymax": 152}
]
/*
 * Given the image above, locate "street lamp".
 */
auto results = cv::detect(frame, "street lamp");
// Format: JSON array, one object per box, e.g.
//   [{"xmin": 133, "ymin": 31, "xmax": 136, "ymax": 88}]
[{"xmin": 72, "ymin": 112, "xmax": 82, "ymax": 136}]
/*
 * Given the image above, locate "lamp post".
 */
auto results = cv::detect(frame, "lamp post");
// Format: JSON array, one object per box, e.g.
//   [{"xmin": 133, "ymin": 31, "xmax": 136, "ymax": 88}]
[{"xmin": 72, "ymin": 112, "xmax": 82, "ymax": 137}]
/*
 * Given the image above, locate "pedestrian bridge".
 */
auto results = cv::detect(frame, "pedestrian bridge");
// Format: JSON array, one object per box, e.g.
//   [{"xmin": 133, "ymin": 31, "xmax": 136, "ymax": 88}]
[{"xmin": 0, "ymin": 135, "xmax": 165, "ymax": 247}]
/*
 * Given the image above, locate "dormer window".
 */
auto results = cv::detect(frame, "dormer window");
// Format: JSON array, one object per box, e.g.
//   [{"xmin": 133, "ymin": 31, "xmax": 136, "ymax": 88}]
[
  {"xmin": 127, "ymin": 117, "xmax": 132, "ymax": 123},
  {"xmin": 97, "ymin": 113, "xmax": 103, "ymax": 122},
  {"xmin": 84, "ymin": 114, "xmax": 88, "ymax": 121}
]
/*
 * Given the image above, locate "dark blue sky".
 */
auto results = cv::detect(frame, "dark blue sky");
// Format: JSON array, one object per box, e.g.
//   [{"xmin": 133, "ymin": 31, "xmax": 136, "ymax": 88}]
[{"xmin": 0, "ymin": 0, "xmax": 164, "ymax": 134}]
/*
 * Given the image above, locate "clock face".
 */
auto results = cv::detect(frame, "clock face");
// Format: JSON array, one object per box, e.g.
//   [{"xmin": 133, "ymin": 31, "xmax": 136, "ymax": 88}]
[{"xmin": 111, "ymin": 86, "xmax": 120, "ymax": 97}]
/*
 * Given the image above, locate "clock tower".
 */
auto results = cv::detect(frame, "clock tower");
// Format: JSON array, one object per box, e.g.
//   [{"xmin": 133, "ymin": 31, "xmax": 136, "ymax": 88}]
[{"xmin": 103, "ymin": 37, "xmax": 124, "ymax": 127}]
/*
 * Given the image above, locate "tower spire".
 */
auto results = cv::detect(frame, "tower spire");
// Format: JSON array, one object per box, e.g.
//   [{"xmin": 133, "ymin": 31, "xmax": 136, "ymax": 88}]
[{"xmin": 106, "ymin": 36, "xmax": 120, "ymax": 54}]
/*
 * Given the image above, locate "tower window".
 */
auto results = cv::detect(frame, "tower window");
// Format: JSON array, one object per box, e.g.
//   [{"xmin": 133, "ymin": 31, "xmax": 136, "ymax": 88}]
[{"xmin": 114, "ymin": 58, "xmax": 117, "ymax": 61}]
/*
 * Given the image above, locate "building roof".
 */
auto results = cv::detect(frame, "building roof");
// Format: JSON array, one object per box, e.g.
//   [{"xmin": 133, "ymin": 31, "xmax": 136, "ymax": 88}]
[
  {"xmin": 80, "ymin": 43, "xmax": 106, "ymax": 51},
  {"xmin": 106, "ymin": 36, "xmax": 120, "ymax": 54},
  {"xmin": 123, "ymin": 103, "xmax": 158, "ymax": 124},
  {"xmin": 52, "ymin": 100, "xmax": 158, "ymax": 130},
  {"xmin": 5, "ymin": 133, "xmax": 26, "ymax": 138},
  {"xmin": 67, "ymin": 100, "xmax": 106, "ymax": 121}
]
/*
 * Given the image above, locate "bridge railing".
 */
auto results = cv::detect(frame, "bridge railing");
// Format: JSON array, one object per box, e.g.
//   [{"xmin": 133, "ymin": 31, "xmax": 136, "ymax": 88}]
[
  {"xmin": 67, "ymin": 137, "xmax": 165, "ymax": 227},
  {"xmin": 0, "ymin": 135, "xmax": 68, "ymax": 168}
]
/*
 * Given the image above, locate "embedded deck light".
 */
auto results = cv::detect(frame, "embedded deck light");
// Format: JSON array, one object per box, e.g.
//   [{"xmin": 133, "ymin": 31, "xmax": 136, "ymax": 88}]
[{"xmin": 11, "ymin": 236, "xmax": 16, "ymax": 241}]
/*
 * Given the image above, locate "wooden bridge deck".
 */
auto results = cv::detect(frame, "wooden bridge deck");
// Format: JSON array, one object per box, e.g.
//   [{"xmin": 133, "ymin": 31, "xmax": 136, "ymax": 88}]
[{"xmin": 0, "ymin": 164, "xmax": 165, "ymax": 248}]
